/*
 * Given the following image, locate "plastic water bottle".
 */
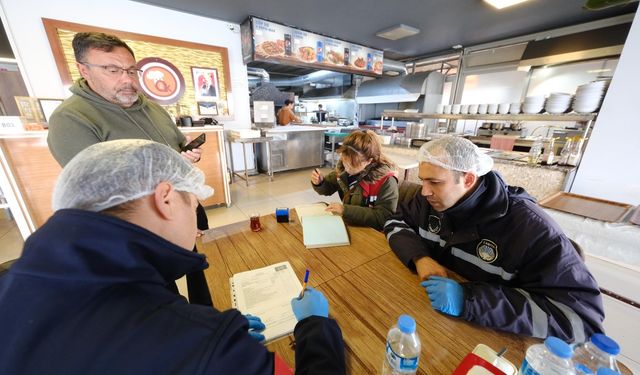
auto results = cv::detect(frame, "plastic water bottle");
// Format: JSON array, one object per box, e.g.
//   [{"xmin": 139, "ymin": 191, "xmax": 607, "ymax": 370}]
[
  {"xmin": 381, "ymin": 314, "xmax": 421, "ymax": 375},
  {"xmin": 520, "ymin": 336, "xmax": 576, "ymax": 375},
  {"xmin": 573, "ymin": 334, "xmax": 621, "ymax": 374}
]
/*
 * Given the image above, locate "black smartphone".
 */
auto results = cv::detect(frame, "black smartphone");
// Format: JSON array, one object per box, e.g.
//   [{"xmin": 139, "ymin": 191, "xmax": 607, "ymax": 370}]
[{"xmin": 181, "ymin": 133, "xmax": 206, "ymax": 151}]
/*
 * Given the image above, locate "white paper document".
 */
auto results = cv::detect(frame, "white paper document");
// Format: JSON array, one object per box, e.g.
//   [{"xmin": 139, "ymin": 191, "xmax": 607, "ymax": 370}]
[
  {"xmin": 295, "ymin": 203, "xmax": 350, "ymax": 248},
  {"xmin": 230, "ymin": 261, "xmax": 302, "ymax": 343}
]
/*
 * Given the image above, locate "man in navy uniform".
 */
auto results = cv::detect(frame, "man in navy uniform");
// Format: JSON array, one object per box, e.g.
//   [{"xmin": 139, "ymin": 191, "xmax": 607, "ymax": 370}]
[{"xmin": 384, "ymin": 136, "xmax": 604, "ymax": 342}]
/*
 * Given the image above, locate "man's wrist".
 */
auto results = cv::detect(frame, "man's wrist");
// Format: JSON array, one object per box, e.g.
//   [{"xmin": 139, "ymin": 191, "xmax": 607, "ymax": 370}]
[{"xmin": 412, "ymin": 255, "xmax": 427, "ymax": 265}]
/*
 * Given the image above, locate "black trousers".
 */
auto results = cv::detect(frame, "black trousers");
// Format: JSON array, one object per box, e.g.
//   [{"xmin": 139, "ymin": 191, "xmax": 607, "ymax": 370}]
[{"xmin": 168, "ymin": 203, "xmax": 213, "ymax": 307}]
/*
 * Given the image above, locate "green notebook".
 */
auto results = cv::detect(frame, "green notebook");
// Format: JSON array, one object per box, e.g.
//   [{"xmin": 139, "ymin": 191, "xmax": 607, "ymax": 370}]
[{"xmin": 301, "ymin": 214, "xmax": 350, "ymax": 249}]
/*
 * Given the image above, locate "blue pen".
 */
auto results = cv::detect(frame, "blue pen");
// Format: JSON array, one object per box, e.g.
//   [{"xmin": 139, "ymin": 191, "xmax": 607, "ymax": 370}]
[{"xmin": 298, "ymin": 269, "xmax": 310, "ymax": 299}]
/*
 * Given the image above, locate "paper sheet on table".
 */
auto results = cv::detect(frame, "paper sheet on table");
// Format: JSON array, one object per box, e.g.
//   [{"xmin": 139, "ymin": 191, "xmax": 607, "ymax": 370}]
[
  {"xmin": 295, "ymin": 203, "xmax": 350, "ymax": 248},
  {"xmin": 294, "ymin": 203, "xmax": 331, "ymax": 224},
  {"xmin": 230, "ymin": 261, "xmax": 302, "ymax": 343}
]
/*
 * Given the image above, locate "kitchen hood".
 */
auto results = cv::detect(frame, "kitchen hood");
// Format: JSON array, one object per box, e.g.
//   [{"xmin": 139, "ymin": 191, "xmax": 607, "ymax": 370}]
[
  {"xmin": 250, "ymin": 83, "xmax": 292, "ymax": 107},
  {"xmin": 518, "ymin": 22, "xmax": 631, "ymax": 68},
  {"xmin": 301, "ymin": 86, "xmax": 355, "ymax": 100},
  {"xmin": 355, "ymin": 71, "xmax": 444, "ymax": 105}
]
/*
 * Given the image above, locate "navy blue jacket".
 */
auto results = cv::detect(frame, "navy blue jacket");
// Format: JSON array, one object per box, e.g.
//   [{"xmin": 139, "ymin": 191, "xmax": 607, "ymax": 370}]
[
  {"xmin": 0, "ymin": 210, "xmax": 345, "ymax": 375},
  {"xmin": 383, "ymin": 171, "xmax": 604, "ymax": 342}
]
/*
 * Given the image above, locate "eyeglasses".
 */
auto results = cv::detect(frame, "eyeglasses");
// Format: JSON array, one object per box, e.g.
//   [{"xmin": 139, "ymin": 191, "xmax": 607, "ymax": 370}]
[{"xmin": 80, "ymin": 62, "xmax": 142, "ymax": 78}]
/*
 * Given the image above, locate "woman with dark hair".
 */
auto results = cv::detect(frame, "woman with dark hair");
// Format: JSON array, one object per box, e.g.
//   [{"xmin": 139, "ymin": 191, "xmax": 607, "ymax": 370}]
[{"xmin": 310, "ymin": 130, "xmax": 399, "ymax": 231}]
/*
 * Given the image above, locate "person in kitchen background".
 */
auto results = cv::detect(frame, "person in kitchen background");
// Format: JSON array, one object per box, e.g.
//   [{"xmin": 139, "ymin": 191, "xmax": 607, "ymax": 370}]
[
  {"xmin": 316, "ymin": 103, "xmax": 327, "ymax": 123},
  {"xmin": 0, "ymin": 140, "xmax": 346, "ymax": 375},
  {"xmin": 383, "ymin": 136, "xmax": 604, "ymax": 342},
  {"xmin": 277, "ymin": 99, "xmax": 302, "ymax": 125},
  {"xmin": 311, "ymin": 130, "xmax": 398, "ymax": 231},
  {"xmin": 46, "ymin": 31, "xmax": 213, "ymax": 307}
]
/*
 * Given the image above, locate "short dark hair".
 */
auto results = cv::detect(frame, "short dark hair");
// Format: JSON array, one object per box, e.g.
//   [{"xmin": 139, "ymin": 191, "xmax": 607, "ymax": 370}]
[
  {"xmin": 284, "ymin": 99, "xmax": 293, "ymax": 106},
  {"xmin": 318, "ymin": 104, "xmax": 323, "ymax": 108},
  {"xmin": 72, "ymin": 32, "xmax": 135, "ymax": 62}
]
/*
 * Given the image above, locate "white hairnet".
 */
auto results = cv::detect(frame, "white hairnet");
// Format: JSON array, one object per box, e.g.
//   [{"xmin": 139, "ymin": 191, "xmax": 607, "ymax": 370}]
[
  {"xmin": 418, "ymin": 136, "xmax": 493, "ymax": 176},
  {"xmin": 52, "ymin": 139, "xmax": 214, "ymax": 212}
]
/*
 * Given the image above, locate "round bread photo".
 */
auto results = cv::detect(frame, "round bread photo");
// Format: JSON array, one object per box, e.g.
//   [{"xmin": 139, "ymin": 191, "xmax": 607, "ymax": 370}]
[{"xmin": 255, "ymin": 40, "xmax": 285, "ymax": 58}]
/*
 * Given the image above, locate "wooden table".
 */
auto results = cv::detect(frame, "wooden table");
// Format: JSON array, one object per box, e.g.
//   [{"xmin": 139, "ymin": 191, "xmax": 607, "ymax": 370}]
[{"xmin": 198, "ymin": 211, "xmax": 540, "ymax": 374}]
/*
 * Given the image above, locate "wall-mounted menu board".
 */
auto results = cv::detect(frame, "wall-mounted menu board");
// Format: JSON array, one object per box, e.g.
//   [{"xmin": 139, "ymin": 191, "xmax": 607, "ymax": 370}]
[{"xmin": 241, "ymin": 16, "xmax": 383, "ymax": 77}]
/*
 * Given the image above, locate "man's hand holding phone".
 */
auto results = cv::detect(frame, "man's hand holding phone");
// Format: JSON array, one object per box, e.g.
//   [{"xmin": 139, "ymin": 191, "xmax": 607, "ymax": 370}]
[{"xmin": 181, "ymin": 133, "xmax": 206, "ymax": 163}]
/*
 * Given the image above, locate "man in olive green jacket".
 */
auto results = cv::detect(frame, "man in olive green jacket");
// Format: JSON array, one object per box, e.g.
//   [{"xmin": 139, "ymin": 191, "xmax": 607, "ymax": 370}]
[{"xmin": 46, "ymin": 32, "xmax": 211, "ymax": 307}]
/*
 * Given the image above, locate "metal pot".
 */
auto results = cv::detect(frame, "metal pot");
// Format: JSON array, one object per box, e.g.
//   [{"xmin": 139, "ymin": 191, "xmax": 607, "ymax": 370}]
[
  {"xmin": 510, "ymin": 122, "xmax": 523, "ymax": 131},
  {"xmin": 406, "ymin": 122, "xmax": 427, "ymax": 139},
  {"xmin": 480, "ymin": 122, "xmax": 491, "ymax": 129},
  {"xmin": 179, "ymin": 116, "xmax": 193, "ymax": 127},
  {"xmin": 491, "ymin": 123, "xmax": 505, "ymax": 131}
]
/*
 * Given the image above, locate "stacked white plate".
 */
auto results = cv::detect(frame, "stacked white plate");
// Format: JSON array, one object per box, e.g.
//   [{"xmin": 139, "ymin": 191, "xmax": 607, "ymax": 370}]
[
  {"xmin": 522, "ymin": 96, "xmax": 546, "ymax": 114},
  {"xmin": 572, "ymin": 81, "xmax": 607, "ymax": 114},
  {"xmin": 545, "ymin": 93, "xmax": 573, "ymax": 114}
]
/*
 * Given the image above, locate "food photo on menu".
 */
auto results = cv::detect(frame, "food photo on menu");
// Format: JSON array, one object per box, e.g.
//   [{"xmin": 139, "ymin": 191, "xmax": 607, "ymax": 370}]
[
  {"xmin": 325, "ymin": 49, "xmax": 343, "ymax": 65},
  {"xmin": 255, "ymin": 39, "xmax": 285, "ymax": 58},
  {"xmin": 352, "ymin": 55, "xmax": 366, "ymax": 69},
  {"xmin": 373, "ymin": 60, "xmax": 383, "ymax": 74},
  {"xmin": 298, "ymin": 46, "xmax": 315, "ymax": 62}
]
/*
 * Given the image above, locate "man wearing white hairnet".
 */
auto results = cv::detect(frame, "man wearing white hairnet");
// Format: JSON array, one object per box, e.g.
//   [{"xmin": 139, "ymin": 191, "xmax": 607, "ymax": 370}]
[
  {"xmin": 0, "ymin": 140, "xmax": 345, "ymax": 374},
  {"xmin": 384, "ymin": 136, "xmax": 604, "ymax": 342}
]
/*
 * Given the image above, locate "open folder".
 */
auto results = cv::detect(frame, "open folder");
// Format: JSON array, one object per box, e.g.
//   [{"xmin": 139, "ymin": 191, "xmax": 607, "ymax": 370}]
[
  {"xmin": 295, "ymin": 203, "xmax": 350, "ymax": 249},
  {"xmin": 230, "ymin": 261, "xmax": 301, "ymax": 343}
]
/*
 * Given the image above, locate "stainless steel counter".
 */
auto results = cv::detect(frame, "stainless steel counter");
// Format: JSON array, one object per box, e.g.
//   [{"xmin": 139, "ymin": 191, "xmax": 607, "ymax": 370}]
[{"xmin": 257, "ymin": 126, "xmax": 325, "ymax": 172}]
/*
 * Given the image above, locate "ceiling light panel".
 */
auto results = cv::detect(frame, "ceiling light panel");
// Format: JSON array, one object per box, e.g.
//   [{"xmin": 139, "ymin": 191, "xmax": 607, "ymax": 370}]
[
  {"xmin": 484, "ymin": 0, "xmax": 530, "ymax": 9},
  {"xmin": 376, "ymin": 24, "xmax": 420, "ymax": 40}
]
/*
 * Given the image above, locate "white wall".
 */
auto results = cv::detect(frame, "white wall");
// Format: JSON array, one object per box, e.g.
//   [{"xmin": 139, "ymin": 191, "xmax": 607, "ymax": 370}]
[
  {"xmin": 572, "ymin": 11, "xmax": 640, "ymax": 205},
  {"xmin": 0, "ymin": 0, "xmax": 254, "ymax": 168}
]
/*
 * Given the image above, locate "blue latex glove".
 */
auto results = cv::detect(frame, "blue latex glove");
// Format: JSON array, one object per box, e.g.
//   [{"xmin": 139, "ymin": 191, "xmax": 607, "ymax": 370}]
[
  {"xmin": 421, "ymin": 276, "xmax": 464, "ymax": 317},
  {"xmin": 244, "ymin": 314, "xmax": 266, "ymax": 342},
  {"xmin": 291, "ymin": 286, "xmax": 329, "ymax": 321}
]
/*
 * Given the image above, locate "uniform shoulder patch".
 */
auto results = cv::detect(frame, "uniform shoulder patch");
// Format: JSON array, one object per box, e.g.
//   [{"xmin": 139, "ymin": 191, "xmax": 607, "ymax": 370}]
[
  {"xmin": 476, "ymin": 239, "xmax": 498, "ymax": 263},
  {"xmin": 428, "ymin": 215, "xmax": 441, "ymax": 233}
]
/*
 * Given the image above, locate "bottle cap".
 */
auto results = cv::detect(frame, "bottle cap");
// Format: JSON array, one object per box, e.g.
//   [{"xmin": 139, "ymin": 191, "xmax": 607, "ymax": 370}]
[
  {"xmin": 397, "ymin": 314, "xmax": 416, "ymax": 334},
  {"xmin": 576, "ymin": 364, "xmax": 593, "ymax": 374},
  {"xmin": 544, "ymin": 336, "xmax": 573, "ymax": 359},
  {"xmin": 596, "ymin": 368, "xmax": 620, "ymax": 375},
  {"xmin": 591, "ymin": 333, "xmax": 620, "ymax": 355}
]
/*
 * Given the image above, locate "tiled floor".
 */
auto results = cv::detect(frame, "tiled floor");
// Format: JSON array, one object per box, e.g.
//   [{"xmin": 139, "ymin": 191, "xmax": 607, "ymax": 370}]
[
  {"xmin": 0, "ymin": 166, "xmax": 339, "ymax": 264},
  {"xmin": 205, "ymin": 166, "xmax": 340, "ymax": 228}
]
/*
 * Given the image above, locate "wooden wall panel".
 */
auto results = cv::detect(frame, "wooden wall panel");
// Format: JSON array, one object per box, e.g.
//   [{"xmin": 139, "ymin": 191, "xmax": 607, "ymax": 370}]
[
  {"xmin": 0, "ymin": 129, "xmax": 227, "ymax": 230},
  {"xmin": 0, "ymin": 136, "xmax": 61, "ymax": 227},
  {"xmin": 182, "ymin": 129, "xmax": 226, "ymax": 207}
]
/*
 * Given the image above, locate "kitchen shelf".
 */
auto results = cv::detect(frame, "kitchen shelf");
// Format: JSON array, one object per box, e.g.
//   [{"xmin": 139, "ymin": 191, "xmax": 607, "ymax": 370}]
[{"xmin": 381, "ymin": 110, "xmax": 596, "ymax": 122}]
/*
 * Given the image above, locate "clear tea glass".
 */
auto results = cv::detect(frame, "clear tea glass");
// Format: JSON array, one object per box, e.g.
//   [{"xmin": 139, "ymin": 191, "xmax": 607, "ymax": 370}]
[{"xmin": 250, "ymin": 213, "xmax": 261, "ymax": 232}]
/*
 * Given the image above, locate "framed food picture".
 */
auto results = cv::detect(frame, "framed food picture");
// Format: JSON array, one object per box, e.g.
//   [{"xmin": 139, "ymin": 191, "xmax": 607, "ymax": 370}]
[
  {"xmin": 14, "ymin": 96, "xmax": 45, "ymax": 122},
  {"xmin": 197, "ymin": 102, "xmax": 218, "ymax": 116},
  {"xmin": 191, "ymin": 67, "xmax": 219, "ymax": 102}
]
